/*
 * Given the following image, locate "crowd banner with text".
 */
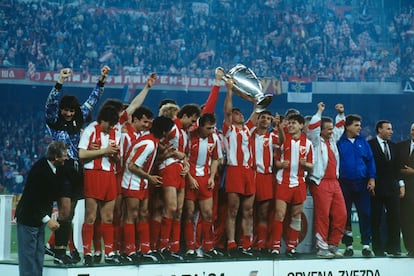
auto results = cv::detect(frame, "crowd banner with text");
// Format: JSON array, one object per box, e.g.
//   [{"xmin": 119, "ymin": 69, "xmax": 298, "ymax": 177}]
[
  {"xmin": 0, "ymin": 68, "xmax": 282, "ymax": 95},
  {"xmin": 402, "ymin": 77, "xmax": 414, "ymax": 92}
]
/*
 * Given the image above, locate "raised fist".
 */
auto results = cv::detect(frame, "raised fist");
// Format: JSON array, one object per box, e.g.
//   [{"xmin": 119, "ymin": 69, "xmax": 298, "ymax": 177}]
[
  {"xmin": 335, "ymin": 103, "xmax": 344, "ymax": 114},
  {"xmin": 98, "ymin": 65, "xmax": 111, "ymax": 83},
  {"xmin": 101, "ymin": 65, "xmax": 110, "ymax": 76},
  {"xmin": 58, "ymin": 68, "xmax": 72, "ymax": 84}
]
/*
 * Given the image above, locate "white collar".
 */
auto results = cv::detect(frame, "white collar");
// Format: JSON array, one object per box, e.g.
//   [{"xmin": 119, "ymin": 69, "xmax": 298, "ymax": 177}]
[
  {"xmin": 376, "ymin": 136, "xmax": 387, "ymax": 144},
  {"xmin": 47, "ymin": 160, "xmax": 57, "ymax": 174}
]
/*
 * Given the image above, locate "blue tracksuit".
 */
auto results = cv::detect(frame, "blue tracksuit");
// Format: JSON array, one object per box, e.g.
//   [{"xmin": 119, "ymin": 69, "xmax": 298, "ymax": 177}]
[{"xmin": 337, "ymin": 133, "xmax": 376, "ymax": 246}]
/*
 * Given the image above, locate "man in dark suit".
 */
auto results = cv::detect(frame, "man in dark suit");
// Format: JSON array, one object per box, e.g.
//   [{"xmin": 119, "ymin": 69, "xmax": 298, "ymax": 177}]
[
  {"xmin": 368, "ymin": 120, "xmax": 402, "ymax": 257},
  {"xmin": 15, "ymin": 141, "xmax": 67, "ymax": 276},
  {"xmin": 396, "ymin": 123, "xmax": 414, "ymax": 257}
]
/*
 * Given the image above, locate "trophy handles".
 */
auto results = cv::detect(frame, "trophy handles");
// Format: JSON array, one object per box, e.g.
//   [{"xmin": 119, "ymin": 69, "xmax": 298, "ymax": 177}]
[{"xmin": 215, "ymin": 64, "xmax": 272, "ymax": 112}]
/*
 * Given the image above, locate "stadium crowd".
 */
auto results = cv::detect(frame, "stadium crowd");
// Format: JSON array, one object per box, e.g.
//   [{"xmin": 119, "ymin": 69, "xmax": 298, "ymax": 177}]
[
  {"xmin": 0, "ymin": 110, "xmax": 50, "ymax": 194},
  {"xmin": 0, "ymin": 0, "xmax": 413, "ymax": 81}
]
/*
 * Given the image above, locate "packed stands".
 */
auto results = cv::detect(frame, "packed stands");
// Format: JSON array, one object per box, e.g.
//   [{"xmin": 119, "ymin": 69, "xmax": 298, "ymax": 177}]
[{"xmin": 0, "ymin": 0, "xmax": 413, "ymax": 81}]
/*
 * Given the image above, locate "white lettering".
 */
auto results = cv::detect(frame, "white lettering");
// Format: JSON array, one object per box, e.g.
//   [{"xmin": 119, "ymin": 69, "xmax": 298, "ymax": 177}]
[
  {"xmin": 44, "ymin": 72, "xmax": 53, "ymax": 81},
  {"xmin": 72, "ymin": 73, "xmax": 81, "ymax": 82},
  {"xmin": 403, "ymin": 80, "xmax": 414, "ymax": 92},
  {"xmin": 160, "ymin": 75, "xmax": 168, "ymax": 84},
  {"xmin": 125, "ymin": 75, "xmax": 143, "ymax": 84},
  {"xmin": 169, "ymin": 76, "xmax": 178, "ymax": 85},
  {"xmin": 198, "ymin": 78, "xmax": 207, "ymax": 86},
  {"xmin": 124, "ymin": 75, "xmax": 132, "ymax": 83},
  {"xmin": 208, "ymin": 78, "xmax": 216, "ymax": 86},
  {"xmin": 191, "ymin": 77, "xmax": 199, "ymax": 86},
  {"xmin": 181, "ymin": 77, "xmax": 189, "ymax": 86},
  {"xmin": 52, "ymin": 72, "xmax": 60, "ymax": 81}
]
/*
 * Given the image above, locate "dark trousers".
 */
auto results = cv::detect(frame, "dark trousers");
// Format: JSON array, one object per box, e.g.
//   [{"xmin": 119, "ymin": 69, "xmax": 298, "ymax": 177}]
[
  {"xmin": 55, "ymin": 158, "xmax": 83, "ymax": 250},
  {"xmin": 17, "ymin": 223, "xmax": 45, "ymax": 276},
  {"xmin": 400, "ymin": 196, "xmax": 414, "ymax": 254},
  {"xmin": 371, "ymin": 194, "xmax": 401, "ymax": 255},
  {"xmin": 339, "ymin": 179, "xmax": 371, "ymax": 246}
]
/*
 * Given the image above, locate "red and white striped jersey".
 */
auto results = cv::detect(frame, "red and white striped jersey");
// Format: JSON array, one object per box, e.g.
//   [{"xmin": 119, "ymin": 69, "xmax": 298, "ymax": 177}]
[
  {"xmin": 159, "ymin": 118, "xmax": 187, "ymax": 170},
  {"xmin": 187, "ymin": 129, "xmax": 223, "ymax": 177},
  {"xmin": 78, "ymin": 121, "xmax": 121, "ymax": 172},
  {"xmin": 121, "ymin": 133, "xmax": 159, "ymax": 191},
  {"xmin": 119, "ymin": 123, "xmax": 147, "ymax": 168},
  {"xmin": 275, "ymin": 133, "xmax": 313, "ymax": 188},
  {"xmin": 113, "ymin": 121, "xmax": 126, "ymax": 175},
  {"xmin": 250, "ymin": 127, "xmax": 280, "ymax": 174},
  {"xmin": 222, "ymin": 120, "xmax": 253, "ymax": 167}
]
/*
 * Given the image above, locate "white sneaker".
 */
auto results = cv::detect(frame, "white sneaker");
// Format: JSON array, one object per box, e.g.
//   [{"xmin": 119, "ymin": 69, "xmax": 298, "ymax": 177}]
[
  {"xmin": 270, "ymin": 249, "xmax": 280, "ymax": 256},
  {"xmin": 328, "ymin": 245, "xmax": 343, "ymax": 258},
  {"xmin": 317, "ymin": 249, "xmax": 335, "ymax": 259},
  {"xmin": 185, "ymin": 249, "xmax": 196, "ymax": 259},
  {"xmin": 142, "ymin": 251, "xmax": 159, "ymax": 262},
  {"xmin": 186, "ymin": 249, "xmax": 195, "ymax": 255},
  {"xmin": 195, "ymin": 247, "xmax": 204, "ymax": 258}
]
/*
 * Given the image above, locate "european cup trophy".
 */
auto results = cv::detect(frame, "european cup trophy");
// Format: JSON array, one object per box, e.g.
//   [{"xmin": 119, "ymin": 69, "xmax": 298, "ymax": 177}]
[{"xmin": 217, "ymin": 64, "xmax": 272, "ymax": 112}]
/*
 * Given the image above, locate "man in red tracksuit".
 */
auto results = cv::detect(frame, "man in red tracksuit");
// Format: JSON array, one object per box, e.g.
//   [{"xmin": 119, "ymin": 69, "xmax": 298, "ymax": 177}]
[{"xmin": 307, "ymin": 102, "xmax": 347, "ymax": 258}]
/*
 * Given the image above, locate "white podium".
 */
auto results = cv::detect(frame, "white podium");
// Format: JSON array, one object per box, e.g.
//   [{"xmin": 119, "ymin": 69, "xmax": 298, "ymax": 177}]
[
  {"xmin": 0, "ymin": 195, "xmax": 13, "ymax": 260},
  {"xmin": 296, "ymin": 195, "xmax": 315, "ymax": 253}
]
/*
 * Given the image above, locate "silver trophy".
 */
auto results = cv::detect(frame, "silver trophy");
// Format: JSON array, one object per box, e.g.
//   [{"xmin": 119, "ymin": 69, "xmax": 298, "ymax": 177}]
[{"xmin": 217, "ymin": 64, "xmax": 272, "ymax": 112}]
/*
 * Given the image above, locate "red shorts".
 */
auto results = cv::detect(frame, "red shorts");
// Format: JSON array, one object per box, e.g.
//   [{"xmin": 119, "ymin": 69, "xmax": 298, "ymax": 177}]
[
  {"xmin": 185, "ymin": 175, "xmax": 213, "ymax": 201},
  {"xmin": 84, "ymin": 169, "xmax": 117, "ymax": 201},
  {"xmin": 121, "ymin": 187, "xmax": 148, "ymax": 200},
  {"xmin": 255, "ymin": 173, "xmax": 275, "ymax": 202},
  {"xmin": 275, "ymin": 183, "xmax": 306, "ymax": 204},
  {"xmin": 225, "ymin": 166, "xmax": 255, "ymax": 195},
  {"xmin": 159, "ymin": 162, "xmax": 185, "ymax": 189}
]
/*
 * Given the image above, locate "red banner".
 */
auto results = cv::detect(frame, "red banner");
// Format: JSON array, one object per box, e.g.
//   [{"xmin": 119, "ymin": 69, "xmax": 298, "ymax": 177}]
[
  {"xmin": 0, "ymin": 69, "xmax": 282, "ymax": 94},
  {"xmin": 0, "ymin": 68, "xmax": 26, "ymax": 79}
]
